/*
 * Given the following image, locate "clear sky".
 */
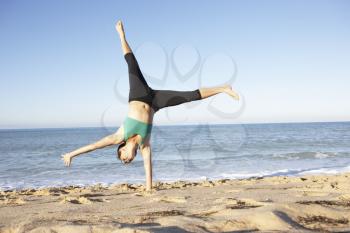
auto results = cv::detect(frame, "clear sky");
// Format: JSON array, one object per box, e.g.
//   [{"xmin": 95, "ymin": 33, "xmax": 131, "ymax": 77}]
[{"xmin": 1, "ymin": 0, "xmax": 349, "ymax": 129}]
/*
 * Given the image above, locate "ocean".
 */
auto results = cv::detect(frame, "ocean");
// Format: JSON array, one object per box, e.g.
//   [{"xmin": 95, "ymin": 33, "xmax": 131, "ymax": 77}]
[{"xmin": 0, "ymin": 122, "xmax": 349, "ymax": 191}]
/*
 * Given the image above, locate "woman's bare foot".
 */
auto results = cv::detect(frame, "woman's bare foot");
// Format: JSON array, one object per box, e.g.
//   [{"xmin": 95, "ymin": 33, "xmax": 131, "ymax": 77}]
[
  {"xmin": 115, "ymin": 20, "xmax": 125, "ymax": 37},
  {"xmin": 223, "ymin": 85, "xmax": 240, "ymax": 100}
]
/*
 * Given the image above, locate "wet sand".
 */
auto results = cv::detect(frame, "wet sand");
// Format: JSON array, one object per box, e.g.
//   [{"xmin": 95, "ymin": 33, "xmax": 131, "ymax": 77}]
[{"xmin": 1, "ymin": 172, "xmax": 350, "ymax": 232}]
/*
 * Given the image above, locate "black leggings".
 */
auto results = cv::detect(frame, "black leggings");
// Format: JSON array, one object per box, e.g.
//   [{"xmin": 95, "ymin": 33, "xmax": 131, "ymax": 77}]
[{"xmin": 125, "ymin": 52, "xmax": 202, "ymax": 112}]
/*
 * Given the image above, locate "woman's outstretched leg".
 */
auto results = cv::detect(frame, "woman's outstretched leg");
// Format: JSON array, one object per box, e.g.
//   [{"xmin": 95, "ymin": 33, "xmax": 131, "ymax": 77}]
[
  {"xmin": 199, "ymin": 84, "xmax": 239, "ymax": 100},
  {"xmin": 116, "ymin": 20, "xmax": 152, "ymax": 102},
  {"xmin": 152, "ymin": 85, "xmax": 239, "ymax": 112},
  {"xmin": 116, "ymin": 20, "xmax": 132, "ymax": 55}
]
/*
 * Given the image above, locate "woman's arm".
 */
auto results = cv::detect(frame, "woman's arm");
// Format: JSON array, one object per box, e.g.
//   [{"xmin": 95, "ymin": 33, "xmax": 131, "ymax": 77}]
[
  {"xmin": 140, "ymin": 143, "xmax": 152, "ymax": 191},
  {"xmin": 61, "ymin": 127, "xmax": 124, "ymax": 167}
]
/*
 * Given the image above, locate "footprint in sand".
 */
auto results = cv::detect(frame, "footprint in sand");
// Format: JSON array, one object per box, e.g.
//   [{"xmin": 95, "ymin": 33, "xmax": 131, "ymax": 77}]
[
  {"xmin": 134, "ymin": 210, "xmax": 186, "ymax": 224},
  {"xmin": 59, "ymin": 195, "xmax": 106, "ymax": 204},
  {"xmin": 214, "ymin": 197, "xmax": 266, "ymax": 209},
  {"xmin": 133, "ymin": 189, "xmax": 157, "ymax": 197},
  {"xmin": 225, "ymin": 198, "xmax": 265, "ymax": 209},
  {"xmin": 133, "ymin": 192, "xmax": 153, "ymax": 197},
  {"xmin": 214, "ymin": 197, "xmax": 240, "ymax": 204},
  {"xmin": 337, "ymin": 194, "xmax": 350, "ymax": 202},
  {"xmin": 225, "ymin": 189, "xmax": 241, "ymax": 193},
  {"xmin": 152, "ymin": 195, "xmax": 189, "ymax": 203},
  {"xmin": 192, "ymin": 199, "xmax": 266, "ymax": 219},
  {"xmin": 296, "ymin": 191, "xmax": 329, "ymax": 197}
]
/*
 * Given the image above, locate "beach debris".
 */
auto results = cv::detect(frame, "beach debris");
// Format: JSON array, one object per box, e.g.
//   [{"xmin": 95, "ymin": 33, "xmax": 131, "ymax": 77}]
[{"xmin": 297, "ymin": 215, "xmax": 349, "ymax": 225}]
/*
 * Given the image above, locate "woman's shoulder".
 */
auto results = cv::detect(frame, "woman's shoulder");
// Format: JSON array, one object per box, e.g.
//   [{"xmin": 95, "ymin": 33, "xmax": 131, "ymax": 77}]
[{"xmin": 115, "ymin": 125, "xmax": 125, "ymax": 138}]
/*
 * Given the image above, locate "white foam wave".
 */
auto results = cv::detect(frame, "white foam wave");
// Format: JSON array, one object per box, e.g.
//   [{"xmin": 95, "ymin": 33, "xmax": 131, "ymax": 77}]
[
  {"xmin": 271, "ymin": 151, "xmax": 337, "ymax": 160},
  {"xmin": 298, "ymin": 165, "xmax": 350, "ymax": 175},
  {"xmin": 314, "ymin": 152, "xmax": 330, "ymax": 159},
  {"xmin": 220, "ymin": 165, "xmax": 350, "ymax": 180}
]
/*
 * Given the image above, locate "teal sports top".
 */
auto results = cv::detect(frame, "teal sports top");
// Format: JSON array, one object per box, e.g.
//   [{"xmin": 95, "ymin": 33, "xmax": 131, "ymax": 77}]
[{"xmin": 123, "ymin": 117, "xmax": 152, "ymax": 145}]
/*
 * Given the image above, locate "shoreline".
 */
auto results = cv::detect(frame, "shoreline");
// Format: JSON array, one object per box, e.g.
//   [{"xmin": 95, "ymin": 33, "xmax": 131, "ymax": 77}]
[
  {"xmin": 1, "ymin": 172, "xmax": 350, "ymax": 232},
  {"xmin": 2, "ymin": 169, "xmax": 349, "ymax": 192}
]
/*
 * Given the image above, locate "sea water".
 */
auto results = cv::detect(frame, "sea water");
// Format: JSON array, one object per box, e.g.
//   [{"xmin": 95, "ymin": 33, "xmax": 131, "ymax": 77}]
[{"xmin": 0, "ymin": 122, "xmax": 349, "ymax": 190}]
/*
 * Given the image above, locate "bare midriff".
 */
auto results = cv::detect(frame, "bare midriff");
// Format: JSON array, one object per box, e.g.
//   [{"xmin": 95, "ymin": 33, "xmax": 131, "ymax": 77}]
[{"xmin": 127, "ymin": 100, "xmax": 154, "ymax": 124}]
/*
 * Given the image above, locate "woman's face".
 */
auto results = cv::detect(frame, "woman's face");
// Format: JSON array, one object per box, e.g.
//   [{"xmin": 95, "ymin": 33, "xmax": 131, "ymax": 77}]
[{"xmin": 118, "ymin": 141, "xmax": 137, "ymax": 164}]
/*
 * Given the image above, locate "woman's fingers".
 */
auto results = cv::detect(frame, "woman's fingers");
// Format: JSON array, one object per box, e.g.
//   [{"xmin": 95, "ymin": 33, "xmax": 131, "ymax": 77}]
[
  {"xmin": 61, "ymin": 154, "xmax": 71, "ymax": 167},
  {"xmin": 66, "ymin": 156, "xmax": 70, "ymax": 167}
]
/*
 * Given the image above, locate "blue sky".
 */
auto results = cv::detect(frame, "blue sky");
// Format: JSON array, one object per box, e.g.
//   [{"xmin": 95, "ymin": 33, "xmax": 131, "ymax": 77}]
[{"xmin": 0, "ymin": 0, "xmax": 349, "ymax": 129}]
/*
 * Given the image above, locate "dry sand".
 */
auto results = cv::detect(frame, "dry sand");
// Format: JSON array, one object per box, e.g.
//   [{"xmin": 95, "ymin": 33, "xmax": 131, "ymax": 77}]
[{"xmin": 0, "ymin": 172, "xmax": 350, "ymax": 233}]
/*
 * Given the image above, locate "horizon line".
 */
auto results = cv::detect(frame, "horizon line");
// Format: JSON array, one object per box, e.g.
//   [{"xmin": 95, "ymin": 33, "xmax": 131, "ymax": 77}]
[{"xmin": 0, "ymin": 120, "xmax": 349, "ymax": 131}]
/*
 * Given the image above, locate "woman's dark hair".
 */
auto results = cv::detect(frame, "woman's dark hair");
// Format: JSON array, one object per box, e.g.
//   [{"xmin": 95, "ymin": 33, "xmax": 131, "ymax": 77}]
[{"xmin": 117, "ymin": 141, "xmax": 126, "ymax": 160}]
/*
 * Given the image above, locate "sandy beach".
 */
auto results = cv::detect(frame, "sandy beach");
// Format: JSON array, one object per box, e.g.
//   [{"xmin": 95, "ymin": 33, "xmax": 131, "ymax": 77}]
[{"xmin": 1, "ymin": 172, "xmax": 349, "ymax": 233}]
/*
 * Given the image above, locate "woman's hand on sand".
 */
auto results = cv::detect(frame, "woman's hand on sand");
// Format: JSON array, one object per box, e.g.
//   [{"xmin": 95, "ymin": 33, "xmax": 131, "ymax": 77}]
[{"xmin": 61, "ymin": 153, "xmax": 73, "ymax": 167}]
